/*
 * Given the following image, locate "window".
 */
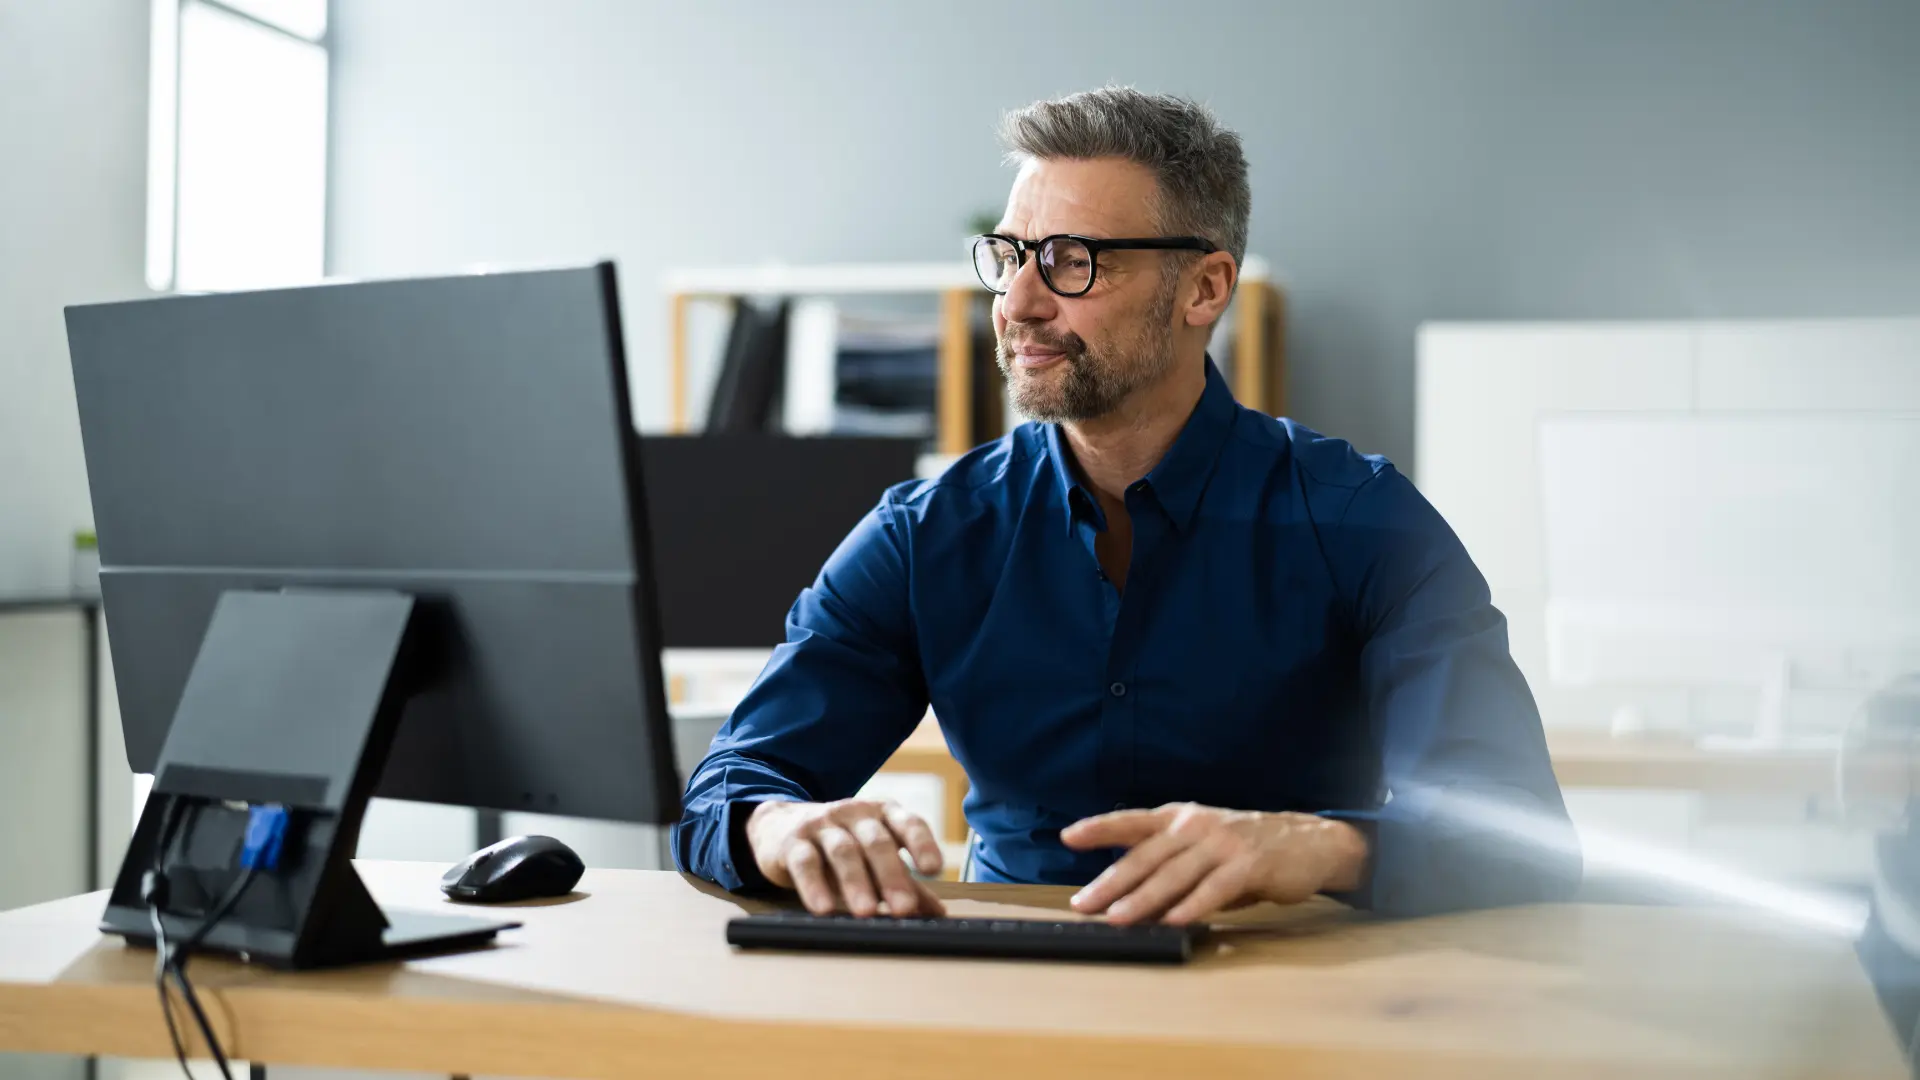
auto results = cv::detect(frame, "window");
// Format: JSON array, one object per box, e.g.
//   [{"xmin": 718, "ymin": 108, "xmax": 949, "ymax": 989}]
[{"xmin": 146, "ymin": 0, "xmax": 329, "ymax": 292}]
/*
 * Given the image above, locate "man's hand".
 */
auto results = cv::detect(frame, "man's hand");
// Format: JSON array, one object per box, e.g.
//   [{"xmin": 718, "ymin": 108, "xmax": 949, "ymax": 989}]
[
  {"xmin": 1061, "ymin": 803, "xmax": 1368, "ymax": 925},
  {"xmin": 745, "ymin": 798, "xmax": 947, "ymax": 918}
]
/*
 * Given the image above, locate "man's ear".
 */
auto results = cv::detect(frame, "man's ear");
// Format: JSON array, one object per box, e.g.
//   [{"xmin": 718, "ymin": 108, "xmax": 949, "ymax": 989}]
[{"xmin": 1183, "ymin": 252, "xmax": 1239, "ymax": 328}]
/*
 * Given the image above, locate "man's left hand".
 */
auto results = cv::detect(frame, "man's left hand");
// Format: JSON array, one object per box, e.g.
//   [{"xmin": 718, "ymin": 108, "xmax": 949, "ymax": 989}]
[{"xmin": 1061, "ymin": 804, "xmax": 1369, "ymax": 925}]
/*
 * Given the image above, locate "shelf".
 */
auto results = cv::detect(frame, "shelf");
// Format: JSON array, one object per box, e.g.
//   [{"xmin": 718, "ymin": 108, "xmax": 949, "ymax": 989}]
[{"xmin": 662, "ymin": 257, "xmax": 1285, "ymax": 453}]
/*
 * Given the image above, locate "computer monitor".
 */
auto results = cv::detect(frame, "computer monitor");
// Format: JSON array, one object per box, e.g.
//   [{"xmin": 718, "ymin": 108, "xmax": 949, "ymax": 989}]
[
  {"xmin": 65, "ymin": 262, "xmax": 679, "ymax": 966},
  {"xmin": 706, "ymin": 297, "xmax": 789, "ymax": 434},
  {"xmin": 1539, "ymin": 414, "xmax": 1920, "ymax": 747},
  {"xmin": 639, "ymin": 434, "xmax": 922, "ymax": 648}
]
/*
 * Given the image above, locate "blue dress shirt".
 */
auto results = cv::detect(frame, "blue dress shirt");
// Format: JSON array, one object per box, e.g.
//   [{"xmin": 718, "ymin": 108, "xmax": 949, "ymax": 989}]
[{"xmin": 672, "ymin": 360, "xmax": 1580, "ymax": 915}]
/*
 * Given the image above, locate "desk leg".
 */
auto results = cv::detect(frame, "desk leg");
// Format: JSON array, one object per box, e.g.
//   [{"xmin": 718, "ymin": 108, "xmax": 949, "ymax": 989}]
[
  {"xmin": 84, "ymin": 604, "xmax": 100, "ymax": 890},
  {"xmin": 84, "ymin": 604, "xmax": 101, "ymax": 1080}
]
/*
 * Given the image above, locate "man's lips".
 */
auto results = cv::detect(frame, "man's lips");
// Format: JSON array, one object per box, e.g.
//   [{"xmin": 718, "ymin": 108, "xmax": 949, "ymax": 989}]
[{"xmin": 1010, "ymin": 347, "xmax": 1067, "ymax": 369}]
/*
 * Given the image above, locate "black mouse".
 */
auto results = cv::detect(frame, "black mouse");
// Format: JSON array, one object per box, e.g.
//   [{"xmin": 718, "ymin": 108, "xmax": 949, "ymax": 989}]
[{"xmin": 440, "ymin": 834, "xmax": 585, "ymax": 903}]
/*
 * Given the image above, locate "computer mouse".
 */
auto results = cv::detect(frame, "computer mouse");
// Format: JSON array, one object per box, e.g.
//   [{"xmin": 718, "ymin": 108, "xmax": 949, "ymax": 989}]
[{"xmin": 440, "ymin": 834, "xmax": 585, "ymax": 903}]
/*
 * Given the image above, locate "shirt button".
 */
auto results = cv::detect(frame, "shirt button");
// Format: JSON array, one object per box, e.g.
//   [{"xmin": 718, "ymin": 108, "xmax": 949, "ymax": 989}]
[{"xmin": 1109, "ymin": 681, "xmax": 1126, "ymax": 697}]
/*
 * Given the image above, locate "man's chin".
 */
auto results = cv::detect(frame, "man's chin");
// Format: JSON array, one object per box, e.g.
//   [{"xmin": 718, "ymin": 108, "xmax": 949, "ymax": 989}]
[{"xmin": 1006, "ymin": 372, "xmax": 1060, "ymax": 421}]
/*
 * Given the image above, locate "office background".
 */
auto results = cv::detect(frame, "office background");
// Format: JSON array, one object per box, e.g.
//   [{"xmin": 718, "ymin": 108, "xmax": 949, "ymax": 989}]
[
  {"xmin": 2, "ymin": 2, "xmax": 1918, "ymax": 1077},
  {"xmin": 325, "ymin": 0, "xmax": 1920, "ymax": 462},
  {"xmin": 9, "ymin": 0, "xmax": 1920, "ymax": 595}
]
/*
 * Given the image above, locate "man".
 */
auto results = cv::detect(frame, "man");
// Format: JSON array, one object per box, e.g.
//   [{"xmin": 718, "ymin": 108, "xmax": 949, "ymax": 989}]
[{"xmin": 672, "ymin": 87, "xmax": 1580, "ymax": 924}]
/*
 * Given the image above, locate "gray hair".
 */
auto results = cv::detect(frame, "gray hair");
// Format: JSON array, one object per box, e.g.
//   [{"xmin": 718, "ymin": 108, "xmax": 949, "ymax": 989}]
[{"xmin": 998, "ymin": 87, "xmax": 1250, "ymax": 274}]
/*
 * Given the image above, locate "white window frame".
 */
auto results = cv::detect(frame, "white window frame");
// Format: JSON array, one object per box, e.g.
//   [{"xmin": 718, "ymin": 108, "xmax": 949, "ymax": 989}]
[{"xmin": 145, "ymin": 0, "xmax": 330, "ymax": 292}]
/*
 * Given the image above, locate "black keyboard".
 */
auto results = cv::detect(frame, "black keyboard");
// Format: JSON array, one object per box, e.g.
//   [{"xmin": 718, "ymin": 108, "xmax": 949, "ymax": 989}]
[{"xmin": 725, "ymin": 911, "xmax": 1206, "ymax": 964}]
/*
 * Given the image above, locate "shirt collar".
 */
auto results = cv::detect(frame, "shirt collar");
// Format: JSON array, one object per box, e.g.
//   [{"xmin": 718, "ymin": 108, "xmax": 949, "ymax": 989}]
[{"xmin": 1044, "ymin": 356, "xmax": 1239, "ymax": 535}]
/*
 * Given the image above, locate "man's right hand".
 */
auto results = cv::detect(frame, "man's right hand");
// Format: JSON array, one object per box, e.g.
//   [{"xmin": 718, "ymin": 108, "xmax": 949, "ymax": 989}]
[{"xmin": 745, "ymin": 798, "xmax": 947, "ymax": 917}]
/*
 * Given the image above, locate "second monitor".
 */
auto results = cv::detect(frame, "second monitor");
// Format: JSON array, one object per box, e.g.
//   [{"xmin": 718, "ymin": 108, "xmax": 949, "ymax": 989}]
[{"xmin": 641, "ymin": 434, "xmax": 922, "ymax": 649}]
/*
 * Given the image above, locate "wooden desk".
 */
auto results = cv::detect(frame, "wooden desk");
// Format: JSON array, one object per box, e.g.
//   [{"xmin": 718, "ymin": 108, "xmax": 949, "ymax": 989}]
[
  {"xmin": 0, "ymin": 862, "xmax": 1902, "ymax": 1079},
  {"xmin": 881, "ymin": 720, "xmax": 1847, "ymax": 843},
  {"xmin": 1544, "ymin": 731, "xmax": 1840, "ymax": 797},
  {"xmin": 885, "ymin": 717, "xmax": 972, "ymax": 841}
]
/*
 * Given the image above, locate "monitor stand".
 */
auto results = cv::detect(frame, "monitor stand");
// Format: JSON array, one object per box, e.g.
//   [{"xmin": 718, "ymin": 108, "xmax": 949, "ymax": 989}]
[{"xmin": 100, "ymin": 589, "xmax": 517, "ymax": 969}]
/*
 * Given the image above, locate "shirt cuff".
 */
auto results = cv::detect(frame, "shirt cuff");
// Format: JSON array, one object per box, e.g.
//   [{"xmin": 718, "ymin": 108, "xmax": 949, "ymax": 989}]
[
  {"xmin": 1314, "ymin": 809, "xmax": 1388, "ymax": 911},
  {"xmin": 722, "ymin": 796, "xmax": 793, "ymax": 894}
]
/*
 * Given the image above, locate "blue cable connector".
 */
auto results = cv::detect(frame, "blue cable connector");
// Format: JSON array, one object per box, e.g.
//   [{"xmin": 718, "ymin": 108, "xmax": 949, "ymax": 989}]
[{"xmin": 240, "ymin": 803, "xmax": 290, "ymax": 870}]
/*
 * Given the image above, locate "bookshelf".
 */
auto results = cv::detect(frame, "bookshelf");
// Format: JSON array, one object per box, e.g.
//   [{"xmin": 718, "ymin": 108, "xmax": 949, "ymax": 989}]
[{"xmin": 663, "ymin": 256, "xmax": 1285, "ymax": 455}]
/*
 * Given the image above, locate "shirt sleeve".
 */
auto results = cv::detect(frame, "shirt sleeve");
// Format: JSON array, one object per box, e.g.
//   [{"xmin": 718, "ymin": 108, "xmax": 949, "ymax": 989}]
[
  {"xmin": 1321, "ymin": 465, "xmax": 1582, "ymax": 915},
  {"xmin": 670, "ymin": 492, "xmax": 930, "ymax": 891}
]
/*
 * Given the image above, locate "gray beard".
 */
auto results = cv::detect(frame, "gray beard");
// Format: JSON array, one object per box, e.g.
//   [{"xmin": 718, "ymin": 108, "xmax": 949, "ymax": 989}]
[
  {"xmin": 1001, "ymin": 352, "xmax": 1133, "ymax": 423},
  {"xmin": 997, "ymin": 292, "xmax": 1178, "ymax": 424}
]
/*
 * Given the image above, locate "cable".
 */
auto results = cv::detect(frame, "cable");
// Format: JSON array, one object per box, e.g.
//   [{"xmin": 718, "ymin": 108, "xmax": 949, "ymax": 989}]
[
  {"xmin": 146, "ymin": 900, "xmax": 192, "ymax": 1075},
  {"xmin": 143, "ymin": 800, "xmax": 288, "ymax": 1080},
  {"xmin": 165, "ymin": 866, "xmax": 258, "ymax": 1080},
  {"xmin": 143, "ymin": 798, "xmax": 192, "ymax": 1079}
]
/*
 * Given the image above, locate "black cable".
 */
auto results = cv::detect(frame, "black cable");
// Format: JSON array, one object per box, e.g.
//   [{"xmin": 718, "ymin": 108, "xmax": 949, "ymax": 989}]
[
  {"xmin": 146, "ymin": 902, "xmax": 191, "ymax": 1072},
  {"xmin": 143, "ymin": 798, "xmax": 193, "ymax": 1079},
  {"xmin": 143, "ymin": 797, "xmax": 264, "ymax": 1080},
  {"xmin": 165, "ymin": 865, "xmax": 258, "ymax": 1080},
  {"xmin": 175, "ymin": 865, "xmax": 258, "ymax": 958}
]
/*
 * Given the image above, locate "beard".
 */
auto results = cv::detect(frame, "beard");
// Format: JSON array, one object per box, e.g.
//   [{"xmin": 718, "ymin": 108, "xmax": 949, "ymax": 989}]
[{"xmin": 996, "ymin": 276, "xmax": 1179, "ymax": 424}]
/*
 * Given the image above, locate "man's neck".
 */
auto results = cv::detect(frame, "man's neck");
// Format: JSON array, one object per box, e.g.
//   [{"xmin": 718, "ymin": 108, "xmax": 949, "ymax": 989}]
[{"xmin": 1060, "ymin": 352, "xmax": 1206, "ymax": 503}]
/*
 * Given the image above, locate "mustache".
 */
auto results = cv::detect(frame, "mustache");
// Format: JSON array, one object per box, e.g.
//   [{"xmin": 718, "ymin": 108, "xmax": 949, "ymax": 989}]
[{"xmin": 998, "ymin": 327, "xmax": 1087, "ymax": 359}]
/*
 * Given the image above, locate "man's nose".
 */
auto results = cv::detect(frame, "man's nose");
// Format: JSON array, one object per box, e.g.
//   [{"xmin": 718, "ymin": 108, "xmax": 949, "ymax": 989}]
[{"xmin": 998, "ymin": 253, "xmax": 1058, "ymax": 326}]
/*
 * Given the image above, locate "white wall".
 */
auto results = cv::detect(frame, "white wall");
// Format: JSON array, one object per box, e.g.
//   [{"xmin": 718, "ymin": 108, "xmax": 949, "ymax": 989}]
[
  {"xmin": 327, "ymin": 0, "xmax": 1920, "ymax": 469},
  {"xmin": 0, "ymin": 0, "xmax": 148, "ymax": 593},
  {"xmin": 0, "ymin": 0, "xmax": 149, "ymax": 898},
  {"xmin": 0, "ymin": 7, "xmax": 150, "ymax": 1080}
]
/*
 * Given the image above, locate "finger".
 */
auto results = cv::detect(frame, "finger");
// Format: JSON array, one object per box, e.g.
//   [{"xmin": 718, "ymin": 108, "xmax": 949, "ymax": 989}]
[
  {"xmin": 784, "ymin": 842, "xmax": 838, "ymax": 915},
  {"xmin": 1107, "ymin": 843, "xmax": 1219, "ymax": 925},
  {"xmin": 816, "ymin": 826, "xmax": 879, "ymax": 917},
  {"xmin": 851, "ymin": 816, "xmax": 918, "ymax": 916},
  {"xmin": 1071, "ymin": 827, "xmax": 1189, "ymax": 914},
  {"xmin": 881, "ymin": 803, "xmax": 945, "ymax": 877},
  {"xmin": 1061, "ymin": 809, "xmax": 1167, "ymax": 851},
  {"xmin": 1162, "ymin": 860, "xmax": 1253, "ymax": 926}
]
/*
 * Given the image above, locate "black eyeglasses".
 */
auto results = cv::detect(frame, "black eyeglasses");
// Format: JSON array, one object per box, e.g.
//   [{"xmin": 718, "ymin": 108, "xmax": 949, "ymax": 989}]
[{"xmin": 971, "ymin": 233, "xmax": 1219, "ymax": 297}]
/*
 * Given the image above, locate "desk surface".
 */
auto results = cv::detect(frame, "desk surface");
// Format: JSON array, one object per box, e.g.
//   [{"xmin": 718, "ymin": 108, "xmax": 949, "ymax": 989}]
[{"xmin": 0, "ymin": 862, "xmax": 1901, "ymax": 1079}]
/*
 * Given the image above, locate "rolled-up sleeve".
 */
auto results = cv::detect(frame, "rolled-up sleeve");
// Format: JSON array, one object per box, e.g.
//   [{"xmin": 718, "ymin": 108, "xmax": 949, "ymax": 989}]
[
  {"xmin": 670, "ymin": 492, "xmax": 929, "ymax": 891},
  {"xmin": 1323, "ymin": 465, "xmax": 1582, "ymax": 915}
]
